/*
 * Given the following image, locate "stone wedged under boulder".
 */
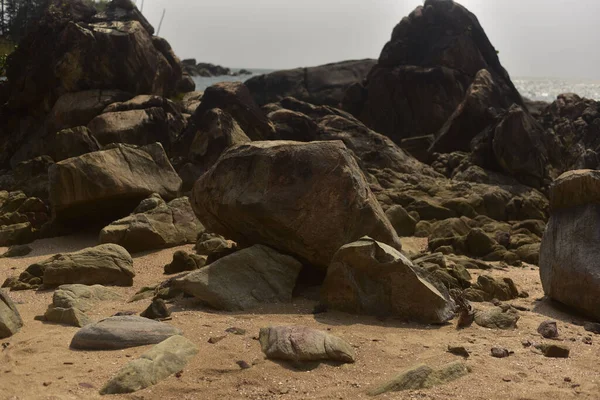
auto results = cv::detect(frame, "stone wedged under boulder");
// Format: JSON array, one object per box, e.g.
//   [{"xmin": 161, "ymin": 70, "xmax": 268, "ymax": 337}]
[
  {"xmin": 0, "ymin": 290, "xmax": 23, "ymax": 339},
  {"xmin": 49, "ymin": 143, "xmax": 181, "ymax": 226},
  {"xmin": 100, "ymin": 335, "xmax": 198, "ymax": 395},
  {"xmin": 259, "ymin": 326, "xmax": 355, "ymax": 363},
  {"xmin": 70, "ymin": 315, "xmax": 182, "ymax": 350},
  {"xmin": 44, "ymin": 284, "xmax": 121, "ymax": 327},
  {"xmin": 246, "ymin": 59, "xmax": 376, "ymax": 107},
  {"xmin": 321, "ymin": 237, "xmax": 455, "ymax": 324},
  {"xmin": 99, "ymin": 194, "xmax": 203, "ymax": 253},
  {"xmin": 191, "ymin": 140, "xmax": 402, "ymax": 269},
  {"xmin": 540, "ymin": 170, "xmax": 600, "ymax": 320},
  {"xmin": 175, "ymin": 245, "xmax": 302, "ymax": 311},
  {"xmin": 342, "ymin": 0, "xmax": 523, "ymax": 145},
  {"xmin": 7, "ymin": 244, "xmax": 134, "ymax": 290}
]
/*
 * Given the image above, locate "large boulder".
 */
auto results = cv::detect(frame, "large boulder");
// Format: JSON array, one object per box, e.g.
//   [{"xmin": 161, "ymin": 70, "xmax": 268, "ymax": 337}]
[
  {"xmin": 49, "ymin": 126, "xmax": 101, "ymax": 162},
  {"xmin": 540, "ymin": 170, "xmax": 600, "ymax": 319},
  {"xmin": 321, "ymin": 237, "xmax": 455, "ymax": 324},
  {"xmin": 99, "ymin": 194, "xmax": 203, "ymax": 253},
  {"xmin": 49, "ymin": 143, "xmax": 181, "ymax": 225},
  {"xmin": 191, "ymin": 141, "xmax": 401, "ymax": 269},
  {"xmin": 0, "ymin": 290, "xmax": 23, "ymax": 339},
  {"xmin": 175, "ymin": 245, "xmax": 302, "ymax": 311},
  {"xmin": 100, "ymin": 335, "xmax": 198, "ymax": 395},
  {"xmin": 11, "ymin": 244, "xmax": 134, "ymax": 289},
  {"xmin": 342, "ymin": 0, "xmax": 523, "ymax": 145},
  {"xmin": 246, "ymin": 59, "xmax": 376, "ymax": 107}
]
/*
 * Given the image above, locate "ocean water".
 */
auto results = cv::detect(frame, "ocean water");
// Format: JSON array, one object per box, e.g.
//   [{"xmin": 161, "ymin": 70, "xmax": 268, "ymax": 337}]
[{"xmin": 192, "ymin": 70, "xmax": 600, "ymax": 104}]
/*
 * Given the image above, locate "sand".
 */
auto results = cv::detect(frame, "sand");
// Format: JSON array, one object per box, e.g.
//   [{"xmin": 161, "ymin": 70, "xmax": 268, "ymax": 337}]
[{"xmin": 0, "ymin": 235, "xmax": 598, "ymax": 400}]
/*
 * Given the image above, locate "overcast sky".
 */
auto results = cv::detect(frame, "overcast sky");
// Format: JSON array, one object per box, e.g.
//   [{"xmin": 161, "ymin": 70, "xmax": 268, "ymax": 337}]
[{"xmin": 138, "ymin": 0, "xmax": 600, "ymax": 80}]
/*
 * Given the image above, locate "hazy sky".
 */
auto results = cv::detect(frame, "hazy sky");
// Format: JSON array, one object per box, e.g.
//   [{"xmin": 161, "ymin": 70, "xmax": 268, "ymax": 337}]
[{"xmin": 139, "ymin": 0, "xmax": 600, "ymax": 80}]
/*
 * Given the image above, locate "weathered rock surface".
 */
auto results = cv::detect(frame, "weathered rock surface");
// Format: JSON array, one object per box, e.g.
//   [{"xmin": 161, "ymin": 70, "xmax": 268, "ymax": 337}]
[
  {"xmin": 192, "ymin": 140, "xmax": 401, "ymax": 269},
  {"xmin": 246, "ymin": 59, "xmax": 376, "ymax": 107},
  {"xmin": 540, "ymin": 170, "xmax": 600, "ymax": 319},
  {"xmin": 322, "ymin": 237, "xmax": 455, "ymax": 324},
  {"xmin": 0, "ymin": 290, "xmax": 23, "ymax": 339},
  {"xmin": 49, "ymin": 143, "xmax": 181, "ymax": 225},
  {"xmin": 100, "ymin": 335, "xmax": 198, "ymax": 395},
  {"xmin": 474, "ymin": 306, "xmax": 519, "ymax": 330},
  {"xmin": 175, "ymin": 245, "xmax": 302, "ymax": 311},
  {"xmin": 44, "ymin": 284, "xmax": 121, "ymax": 327},
  {"xmin": 343, "ymin": 0, "xmax": 523, "ymax": 145},
  {"xmin": 163, "ymin": 251, "xmax": 207, "ymax": 275},
  {"xmin": 463, "ymin": 275, "xmax": 520, "ymax": 302},
  {"xmin": 259, "ymin": 326, "xmax": 355, "ymax": 363},
  {"xmin": 99, "ymin": 194, "xmax": 203, "ymax": 253},
  {"xmin": 49, "ymin": 126, "xmax": 101, "ymax": 162},
  {"xmin": 10, "ymin": 244, "xmax": 134, "ymax": 290},
  {"xmin": 368, "ymin": 362, "xmax": 470, "ymax": 395},
  {"xmin": 70, "ymin": 315, "xmax": 182, "ymax": 350}
]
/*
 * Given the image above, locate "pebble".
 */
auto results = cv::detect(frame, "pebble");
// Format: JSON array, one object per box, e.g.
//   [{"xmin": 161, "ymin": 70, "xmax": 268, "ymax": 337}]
[
  {"xmin": 226, "ymin": 327, "xmax": 246, "ymax": 335},
  {"xmin": 208, "ymin": 335, "xmax": 226, "ymax": 344},
  {"xmin": 537, "ymin": 321, "xmax": 559, "ymax": 339},
  {"xmin": 447, "ymin": 345, "xmax": 470, "ymax": 358},
  {"xmin": 236, "ymin": 360, "xmax": 252, "ymax": 370},
  {"xmin": 491, "ymin": 347, "xmax": 511, "ymax": 358}
]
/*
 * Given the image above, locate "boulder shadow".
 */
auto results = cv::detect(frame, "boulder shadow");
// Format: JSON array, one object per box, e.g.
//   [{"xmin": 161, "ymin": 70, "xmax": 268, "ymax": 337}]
[{"xmin": 532, "ymin": 297, "xmax": 593, "ymax": 324}]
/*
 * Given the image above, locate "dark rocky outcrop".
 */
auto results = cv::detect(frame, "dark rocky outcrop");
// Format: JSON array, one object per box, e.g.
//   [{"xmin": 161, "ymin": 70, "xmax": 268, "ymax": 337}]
[
  {"xmin": 191, "ymin": 140, "xmax": 401, "ymax": 269},
  {"xmin": 343, "ymin": 0, "xmax": 523, "ymax": 145},
  {"xmin": 0, "ymin": 290, "xmax": 23, "ymax": 339},
  {"xmin": 246, "ymin": 59, "xmax": 376, "ymax": 107}
]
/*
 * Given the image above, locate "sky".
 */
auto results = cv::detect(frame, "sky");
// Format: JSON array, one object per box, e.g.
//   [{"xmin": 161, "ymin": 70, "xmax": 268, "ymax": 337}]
[{"xmin": 137, "ymin": 0, "xmax": 600, "ymax": 80}]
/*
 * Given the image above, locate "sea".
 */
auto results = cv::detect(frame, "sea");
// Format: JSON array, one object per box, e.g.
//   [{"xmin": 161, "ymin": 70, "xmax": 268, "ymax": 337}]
[{"xmin": 192, "ymin": 70, "xmax": 600, "ymax": 103}]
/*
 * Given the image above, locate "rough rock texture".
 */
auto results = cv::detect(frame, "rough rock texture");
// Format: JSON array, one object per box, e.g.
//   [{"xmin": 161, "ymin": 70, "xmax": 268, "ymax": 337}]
[
  {"xmin": 70, "ymin": 315, "xmax": 182, "ymax": 350},
  {"xmin": 246, "ymin": 59, "xmax": 376, "ymax": 107},
  {"xmin": 188, "ymin": 82, "xmax": 274, "ymax": 141},
  {"xmin": 100, "ymin": 335, "xmax": 198, "ymax": 395},
  {"xmin": 343, "ymin": 0, "xmax": 523, "ymax": 144},
  {"xmin": 49, "ymin": 143, "xmax": 181, "ymax": 225},
  {"xmin": 259, "ymin": 326, "xmax": 355, "ymax": 363},
  {"xmin": 191, "ymin": 141, "xmax": 401, "ymax": 269},
  {"xmin": 368, "ymin": 362, "xmax": 470, "ymax": 395},
  {"xmin": 0, "ymin": 290, "xmax": 23, "ymax": 339},
  {"xmin": 540, "ymin": 170, "xmax": 600, "ymax": 320},
  {"xmin": 99, "ymin": 194, "xmax": 203, "ymax": 253},
  {"xmin": 474, "ymin": 307, "xmax": 519, "ymax": 330},
  {"xmin": 321, "ymin": 238, "xmax": 455, "ymax": 324},
  {"xmin": 49, "ymin": 126, "xmax": 101, "ymax": 162},
  {"xmin": 13, "ymin": 244, "xmax": 134, "ymax": 289},
  {"xmin": 463, "ymin": 275, "xmax": 520, "ymax": 302},
  {"xmin": 175, "ymin": 245, "xmax": 302, "ymax": 311},
  {"xmin": 163, "ymin": 251, "xmax": 207, "ymax": 275},
  {"xmin": 49, "ymin": 89, "xmax": 132, "ymax": 131},
  {"xmin": 44, "ymin": 284, "xmax": 121, "ymax": 327}
]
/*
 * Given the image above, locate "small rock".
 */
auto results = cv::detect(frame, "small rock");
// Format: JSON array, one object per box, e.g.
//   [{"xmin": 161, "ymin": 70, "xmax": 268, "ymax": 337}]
[
  {"xmin": 537, "ymin": 321, "xmax": 559, "ymax": 339},
  {"xmin": 43, "ymin": 382, "xmax": 51, "ymax": 387},
  {"xmin": 474, "ymin": 307, "xmax": 519, "ymax": 330},
  {"xmin": 1, "ymin": 245, "xmax": 33, "ymax": 258},
  {"xmin": 226, "ymin": 327, "xmax": 246, "ymax": 335},
  {"xmin": 368, "ymin": 362, "xmax": 470, "ymax": 394},
  {"xmin": 491, "ymin": 347, "xmax": 511, "ymax": 358},
  {"xmin": 564, "ymin": 377, "xmax": 572, "ymax": 382},
  {"xmin": 236, "ymin": 360, "xmax": 252, "ymax": 370},
  {"xmin": 140, "ymin": 298, "xmax": 171, "ymax": 320},
  {"xmin": 583, "ymin": 336, "xmax": 593, "ymax": 345},
  {"xmin": 583, "ymin": 322, "xmax": 600, "ymax": 334},
  {"xmin": 535, "ymin": 343, "xmax": 570, "ymax": 358},
  {"xmin": 447, "ymin": 345, "xmax": 470, "ymax": 358},
  {"xmin": 521, "ymin": 339, "xmax": 533, "ymax": 348},
  {"xmin": 208, "ymin": 335, "xmax": 226, "ymax": 344}
]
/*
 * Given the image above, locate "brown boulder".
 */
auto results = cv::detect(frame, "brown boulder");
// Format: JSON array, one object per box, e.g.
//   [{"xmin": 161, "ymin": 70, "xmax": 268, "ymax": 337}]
[{"xmin": 191, "ymin": 141, "xmax": 401, "ymax": 269}]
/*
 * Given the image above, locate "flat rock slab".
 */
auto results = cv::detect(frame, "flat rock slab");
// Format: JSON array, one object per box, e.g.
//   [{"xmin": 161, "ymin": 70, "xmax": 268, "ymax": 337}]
[
  {"xmin": 0, "ymin": 290, "xmax": 23, "ymax": 339},
  {"xmin": 175, "ymin": 245, "xmax": 302, "ymax": 311},
  {"xmin": 474, "ymin": 307, "xmax": 520, "ymax": 330},
  {"xmin": 100, "ymin": 335, "xmax": 198, "ymax": 395},
  {"xmin": 70, "ymin": 316, "xmax": 182, "ymax": 350},
  {"xmin": 368, "ymin": 362, "xmax": 470, "ymax": 395},
  {"xmin": 259, "ymin": 326, "xmax": 355, "ymax": 364}
]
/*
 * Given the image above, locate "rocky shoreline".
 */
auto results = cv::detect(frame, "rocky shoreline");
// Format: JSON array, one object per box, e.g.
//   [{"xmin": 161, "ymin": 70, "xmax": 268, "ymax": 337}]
[{"xmin": 1, "ymin": 0, "xmax": 599, "ymax": 399}]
